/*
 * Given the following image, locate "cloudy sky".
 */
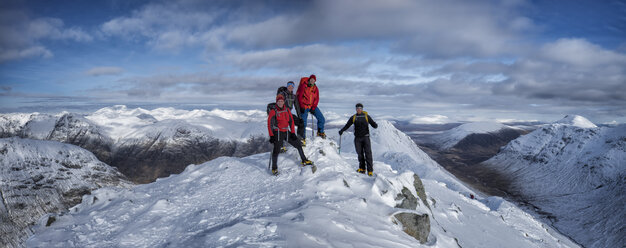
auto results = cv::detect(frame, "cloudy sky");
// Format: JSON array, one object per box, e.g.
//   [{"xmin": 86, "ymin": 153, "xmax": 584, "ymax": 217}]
[{"xmin": 1, "ymin": 0, "xmax": 625, "ymax": 123}]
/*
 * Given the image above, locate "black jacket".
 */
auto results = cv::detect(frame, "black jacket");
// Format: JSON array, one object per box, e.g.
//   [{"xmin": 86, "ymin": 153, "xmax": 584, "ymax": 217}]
[{"xmin": 339, "ymin": 112, "xmax": 378, "ymax": 137}]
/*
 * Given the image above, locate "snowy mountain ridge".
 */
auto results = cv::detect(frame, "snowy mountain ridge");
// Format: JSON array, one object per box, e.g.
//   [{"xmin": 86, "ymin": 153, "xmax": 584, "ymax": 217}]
[
  {"xmin": 26, "ymin": 120, "xmax": 577, "ymax": 247},
  {"xmin": 0, "ymin": 106, "xmax": 270, "ymax": 183},
  {"xmin": 430, "ymin": 121, "xmax": 519, "ymax": 149},
  {"xmin": 0, "ymin": 137, "xmax": 131, "ymax": 248},
  {"xmin": 553, "ymin": 114, "xmax": 597, "ymax": 128},
  {"xmin": 483, "ymin": 116, "xmax": 625, "ymax": 248}
]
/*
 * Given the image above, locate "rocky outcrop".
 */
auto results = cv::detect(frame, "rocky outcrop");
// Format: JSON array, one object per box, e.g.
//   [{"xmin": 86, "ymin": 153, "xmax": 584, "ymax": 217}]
[
  {"xmin": 393, "ymin": 212, "xmax": 430, "ymax": 244},
  {"xmin": 393, "ymin": 173, "xmax": 431, "ymax": 244}
]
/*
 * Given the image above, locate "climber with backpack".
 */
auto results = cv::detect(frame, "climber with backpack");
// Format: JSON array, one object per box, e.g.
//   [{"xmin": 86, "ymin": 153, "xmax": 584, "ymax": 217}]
[
  {"xmin": 277, "ymin": 81, "xmax": 305, "ymax": 142},
  {"xmin": 296, "ymin": 74, "xmax": 326, "ymax": 143},
  {"xmin": 338, "ymin": 103, "xmax": 378, "ymax": 176},
  {"xmin": 267, "ymin": 94, "xmax": 314, "ymax": 175}
]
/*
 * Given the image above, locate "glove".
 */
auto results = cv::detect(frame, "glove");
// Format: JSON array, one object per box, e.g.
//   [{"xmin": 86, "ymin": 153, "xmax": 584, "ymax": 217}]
[
  {"xmin": 269, "ymin": 135, "xmax": 276, "ymax": 144},
  {"xmin": 339, "ymin": 130, "xmax": 344, "ymax": 136}
]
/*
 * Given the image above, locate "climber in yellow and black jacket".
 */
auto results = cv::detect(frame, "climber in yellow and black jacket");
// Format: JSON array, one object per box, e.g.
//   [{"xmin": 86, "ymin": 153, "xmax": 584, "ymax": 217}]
[{"xmin": 338, "ymin": 103, "xmax": 378, "ymax": 176}]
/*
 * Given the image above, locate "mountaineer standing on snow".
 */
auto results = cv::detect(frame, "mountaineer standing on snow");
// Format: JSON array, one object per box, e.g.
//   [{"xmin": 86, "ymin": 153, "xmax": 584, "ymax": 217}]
[
  {"xmin": 268, "ymin": 94, "xmax": 313, "ymax": 175},
  {"xmin": 297, "ymin": 74, "xmax": 326, "ymax": 144},
  {"xmin": 338, "ymin": 103, "xmax": 378, "ymax": 176},
  {"xmin": 277, "ymin": 81, "xmax": 305, "ymax": 142}
]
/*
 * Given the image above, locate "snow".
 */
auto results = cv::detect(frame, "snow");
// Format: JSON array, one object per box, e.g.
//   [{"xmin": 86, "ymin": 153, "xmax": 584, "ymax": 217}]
[
  {"xmin": 26, "ymin": 118, "xmax": 577, "ymax": 247},
  {"xmin": 554, "ymin": 115, "xmax": 597, "ymax": 128},
  {"xmin": 484, "ymin": 118, "xmax": 625, "ymax": 248},
  {"xmin": 430, "ymin": 122, "xmax": 514, "ymax": 149},
  {"xmin": 0, "ymin": 137, "xmax": 130, "ymax": 248},
  {"xmin": 85, "ymin": 105, "xmax": 267, "ymax": 142}
]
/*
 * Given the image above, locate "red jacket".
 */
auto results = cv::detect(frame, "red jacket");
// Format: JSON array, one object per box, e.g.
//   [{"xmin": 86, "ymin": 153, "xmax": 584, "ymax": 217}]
[
  {"xmin": 296, "ymin": 77, "xmax": 319, "ymax": 111},
  {"xmin": 267, "ymin": 105, "xmax": 295, "ymax": 136}
]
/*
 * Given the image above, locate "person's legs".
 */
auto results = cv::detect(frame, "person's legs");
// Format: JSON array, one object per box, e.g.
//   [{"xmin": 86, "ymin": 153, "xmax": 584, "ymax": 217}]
[
  {"xmin": 300, "ymin": 109, "xmax": 309, "ymax": 139},
  {"xmin": 271, "ymin": 135, "xmax": 284, "ymax": 170},
  {"xmin": 288, "ymin": 132, "xmax": 307, "ymax": 162},
  {"xmin": 311, "ymin": 108, "xmax": 326, "ymax": 133},
  {"xmin": 293, "ymin": 114, "xmax": 305, "ymax": 139},
  {"xmin": 364, "ymin": 137, "xmax": 374, "ymax": 172},
  {"xmin": 355, "ymin": 136, "xmax": 366, "ymax": 171}
]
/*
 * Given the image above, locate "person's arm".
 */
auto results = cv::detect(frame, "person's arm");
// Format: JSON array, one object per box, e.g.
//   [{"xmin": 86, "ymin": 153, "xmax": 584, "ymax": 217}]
[
  {"xmin": 312, "ymin": 86, "xmax": 319, "ymax": 111},
  {"xmin": 296, "ymin": 82, "xmax": 305, "ymax": 109},
  {"xmin": 289, "ymin": 111, "xmax": 295, "ymax": 133},
  {"xmin": 294, "ymin": 96, "xmax": 302, "ymax": 117},
  {"xmin": 368, "ymin": 115, "xmax": 378, "ymax": 128},
  {"xmin": 267, "ymin": 110, "xmax": 275, "ymax": 136},
  {"xmin": 339, "ymin": 116, "xmax": 354, "ymax": 134}
]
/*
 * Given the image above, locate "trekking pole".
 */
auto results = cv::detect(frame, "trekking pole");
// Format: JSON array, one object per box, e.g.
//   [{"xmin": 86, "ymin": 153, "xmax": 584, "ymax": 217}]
[
  {"xmin": 311, "ymin": 114, "xmax": 314, "ymax": 138},
  {"xmin": 338, "ymin": 134, "xmax": 342, "ymax": 154}
]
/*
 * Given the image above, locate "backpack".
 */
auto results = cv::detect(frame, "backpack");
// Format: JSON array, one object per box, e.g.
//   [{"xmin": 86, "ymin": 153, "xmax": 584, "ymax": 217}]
[
  {"xmin": 266, "ymin": 102, "xmax": 293, "ymax": 132},
  {"xmin": 266, "ymin": 102, "xmax": 276, "ymax": 115},
  {"xmin": 277, "ymin": 86, "xmax": 289, "ymax": 99},
  {"xmin": 352, "ymin": 111, "xmax": 369, "ymax": 123}
]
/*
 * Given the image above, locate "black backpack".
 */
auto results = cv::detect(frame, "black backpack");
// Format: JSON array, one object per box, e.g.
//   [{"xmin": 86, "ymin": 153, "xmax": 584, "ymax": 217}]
[
  {"xmin": 277, "ymin": 86, "xmax": 301, "ymax": 117},
  {"xmin": 266, "ymin": 102, "xmax": 276, "ymax": 115},
  {"xmin": 277, "ymin": 86, "xmax": 289, "ymax": 99}
]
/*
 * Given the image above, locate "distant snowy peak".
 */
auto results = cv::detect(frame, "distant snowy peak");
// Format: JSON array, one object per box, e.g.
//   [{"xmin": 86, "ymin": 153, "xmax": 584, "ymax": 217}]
[
  {"xmin": 432, "ymin": 122, "xmax": 514, "ymax": 149},
  {"xmin": 454, "ymin": 122, "xmax": 510, "ymax": 134},
  {"xmin": 86, "ymin": 105, "xmax": 266, "ymax": 141},
  {"xmin": 121, "ymin": 119, "xmax": 214, "ymax": 142},
  {"xmin": 554, "ymin": 115, "xmax": 597, "ymax": 128}
]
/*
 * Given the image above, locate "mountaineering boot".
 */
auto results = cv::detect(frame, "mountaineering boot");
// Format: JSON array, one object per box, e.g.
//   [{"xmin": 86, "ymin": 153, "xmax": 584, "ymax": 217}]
[
  {"xmin": 368, "ymin": 171, "xmax": 373, "ymax": 177},
  {"xmin": 280, "ymin": 146, "xmax": 287, "ymax": 153},
  {"xmin": 272, "ymin": 169, "xmax": 279, "ymax": 176},
  {"xmin": 302, "ymin": 160, "xmax": 314, "ymax": 166},
  {"xmin": 317, "ymin": 128, "xmax": 326, "ymax": 139},
  {"xmin": 356, "ymin": 168, "xmax": 365, "ymax": 174}
]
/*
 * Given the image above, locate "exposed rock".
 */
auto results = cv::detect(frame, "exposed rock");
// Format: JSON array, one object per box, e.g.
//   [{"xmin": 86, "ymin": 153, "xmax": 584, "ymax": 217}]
[
  {"xmin": 393, "ymin": 212, "xmax": 430, "ymax": 244},
  {"xmin": 412, "ymin": 174, "xmax": 429, "ymax": 209},
  {"xmin": 395, "ymin": 187, "xmax": 417, "ymax": 210},
  {"xmin": 393, "ymin": 173, "xmax": 431, "ymax": 243}
]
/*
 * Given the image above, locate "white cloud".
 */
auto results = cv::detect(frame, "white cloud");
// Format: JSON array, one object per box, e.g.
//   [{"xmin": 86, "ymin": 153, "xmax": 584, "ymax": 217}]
[
  {"xmin": 540, "ymin": 38, "xmax": 626, "ymax": 67},
  {"xmin": 100, "ymin": 2, "xmax": 217, "ymax": 52},
  {"xmin": 85, "ymin": 67, "xmax": 124, "ymax": 76},
  {"xmin": 96, "ymin": 0, "xmax": 531, "ymax": 58},
  {"xmin": 0, "ymin": 46, "xmax": 53, "ymax": 62},
  {"xmin": 0, "ymin": 8, "xmax": 92, "ymax": 62}
]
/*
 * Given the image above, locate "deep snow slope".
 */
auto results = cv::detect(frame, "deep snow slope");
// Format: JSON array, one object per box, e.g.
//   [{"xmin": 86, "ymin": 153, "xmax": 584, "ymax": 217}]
[
  {"xmin": 27, "ymin": 122, "xmax": 577, "ymax": 247},
  {"xmin": 0, "ymin": 137, "xmax": 131, "ymax": 248},
  {"xmin": 483, "ymin": 115, "xmax": 625, "ymax": 248}
]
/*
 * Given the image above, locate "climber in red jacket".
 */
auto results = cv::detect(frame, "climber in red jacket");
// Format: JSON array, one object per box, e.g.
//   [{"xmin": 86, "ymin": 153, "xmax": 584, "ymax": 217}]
[
  {"xmin": 296, "ymin": 74, "xmax": 326, "ymax": 142},
  {"xmin": 268, "ymin": 94, "xmax": 313, "ymax": 175}
]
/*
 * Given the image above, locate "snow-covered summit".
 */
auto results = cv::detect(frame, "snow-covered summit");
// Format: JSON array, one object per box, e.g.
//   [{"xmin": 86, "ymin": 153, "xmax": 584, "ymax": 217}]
[
  {"xmin": 430, "ymin": 122, "xmax": 515, "ymax": 149},
  {"xmin": 27, "ymin": 121, "xmax": 577, "ymax": 247},
  {"xmin": 484, "ymin": 122, "xmax": 625, "ymax": 248},
  {"xmin": 554, "ymin": 115, "xmax": 597, "ymax": 128}
]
